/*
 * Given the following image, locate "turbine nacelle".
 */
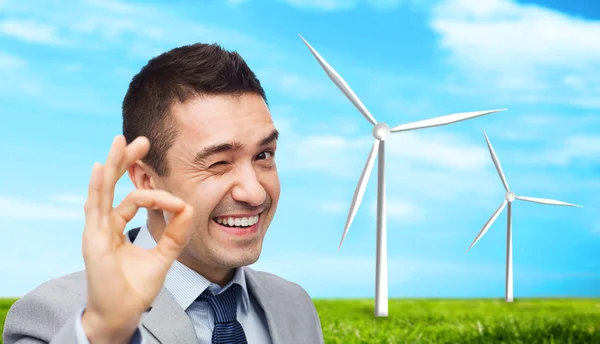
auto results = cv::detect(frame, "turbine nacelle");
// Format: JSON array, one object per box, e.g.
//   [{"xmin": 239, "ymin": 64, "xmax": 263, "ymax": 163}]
[
  {"xmin": 505, "ymin": 191, "xmax": 516, "ymax": 202},
  {"xmin": 372, "ymin": 123, "xmax": 390, "ymax": 141}
]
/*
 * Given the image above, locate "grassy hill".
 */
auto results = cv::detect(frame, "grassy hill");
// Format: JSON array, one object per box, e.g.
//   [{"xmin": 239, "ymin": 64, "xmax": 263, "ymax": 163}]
[{"xmin": 2, "ymin": 298, "xmax": 599, "ymax": 343}]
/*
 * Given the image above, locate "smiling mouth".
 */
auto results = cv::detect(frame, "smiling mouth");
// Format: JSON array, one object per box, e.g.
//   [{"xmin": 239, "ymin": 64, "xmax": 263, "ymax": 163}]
[{"xmin": 212, "ymin": 213, "xmax": 261, "ymax": 229}]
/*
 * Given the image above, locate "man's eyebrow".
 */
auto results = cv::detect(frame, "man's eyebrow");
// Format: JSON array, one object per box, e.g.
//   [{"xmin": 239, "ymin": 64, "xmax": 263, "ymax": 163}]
[
  {"xmin": 193, "ymin": 142, "xmax": 244, "ymax": 164},
  {"xmin": 260, "ymin": 129, "xmax": 279, "ymax": 146},
  {"xmin": 192, "ymin": 130, "xmax": 279, "ymax": 164}
]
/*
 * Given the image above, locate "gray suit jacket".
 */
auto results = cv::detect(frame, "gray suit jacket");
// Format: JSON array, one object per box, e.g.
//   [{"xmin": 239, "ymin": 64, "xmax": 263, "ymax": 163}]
[{"xmin": 3, "ymin": 229, "xmax": 324, "ymax": 344}]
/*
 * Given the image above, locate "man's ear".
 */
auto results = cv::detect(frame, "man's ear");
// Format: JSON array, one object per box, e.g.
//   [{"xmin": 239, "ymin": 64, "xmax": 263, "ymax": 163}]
[{"xmin": 127, "ymin": 161, "xmax": 157, "ymax": 191}]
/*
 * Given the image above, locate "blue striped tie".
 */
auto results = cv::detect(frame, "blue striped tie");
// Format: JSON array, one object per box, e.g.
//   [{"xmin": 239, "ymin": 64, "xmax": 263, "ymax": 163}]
[{"xmin": 197, "ymin": 283, "xmax": 248, "ymax": 344}]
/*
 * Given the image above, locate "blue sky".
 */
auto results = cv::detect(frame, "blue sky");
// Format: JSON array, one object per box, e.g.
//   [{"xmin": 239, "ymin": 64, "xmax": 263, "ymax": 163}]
[{"xmin": 0, "ymin": 0, "xmax": 599, "ymax": 299}]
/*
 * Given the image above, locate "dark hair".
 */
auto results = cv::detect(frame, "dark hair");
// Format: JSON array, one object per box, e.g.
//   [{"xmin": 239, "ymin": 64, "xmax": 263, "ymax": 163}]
[{"xmin": 122, "ymin": 43, "xmax": 268, "ymax": 176}]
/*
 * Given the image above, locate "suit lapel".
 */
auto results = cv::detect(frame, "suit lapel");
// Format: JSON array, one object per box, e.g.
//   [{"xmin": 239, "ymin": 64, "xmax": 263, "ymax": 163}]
[
  {"xmin": 125, "ymin": 228, "xmax": 196, "ymax": 343},
  {"xmin": 245, "ymin": 268, "xmax": 300, "ymax": 344},
  {"xmin": 141, "ymin": 287, "xmax": 198, "ymax": 343}
]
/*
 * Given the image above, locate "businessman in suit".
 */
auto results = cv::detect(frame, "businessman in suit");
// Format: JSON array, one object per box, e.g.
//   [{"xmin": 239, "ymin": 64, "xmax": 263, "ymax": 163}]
[{"xmin": 3, "ymin": 43, "xmax": 324, "ymax": 344}]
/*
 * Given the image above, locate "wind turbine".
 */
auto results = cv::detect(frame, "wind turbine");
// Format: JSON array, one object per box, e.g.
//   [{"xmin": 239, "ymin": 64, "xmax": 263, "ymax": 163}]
[
  {"xmin": 466, "ymin": 131, "xmax": 582, "ymax": 302},
  {"xmin": 299, "ymin": 34, "xmax": 507, "ymax": 317}
]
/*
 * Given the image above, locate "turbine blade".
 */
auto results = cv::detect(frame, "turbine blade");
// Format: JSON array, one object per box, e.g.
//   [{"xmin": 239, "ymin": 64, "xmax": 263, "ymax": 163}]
[
  {"xmin": 516, "ymin": 196, "xmax": 582, "ymax": 208},
  {"xmin": 483, "ymin": 131, "xmax": 510, "ymax": 191},
  {"xmin": 339, "ymin": 139, "xmax": 380, "ymax": 249},
  {"xmin": 390, "ymin": 109, "xmax": 506, "ymax": 133},
  {"xmin": 467, "ymin": 200, "xmax": 507, "ymax": 252},
  {"xmin": 299, "ymin": 34, "xmax": 378, "ymax": 126}
]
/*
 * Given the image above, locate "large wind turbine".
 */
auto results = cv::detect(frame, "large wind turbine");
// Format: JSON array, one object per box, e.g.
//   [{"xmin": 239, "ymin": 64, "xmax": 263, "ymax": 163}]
[
  {"xmin": 299, "ymin": 34, "xmax": 507, "ymax": 317},
  {"xmin": 467, "ymin": 131, "xmax": 582, "ymax": 302}
]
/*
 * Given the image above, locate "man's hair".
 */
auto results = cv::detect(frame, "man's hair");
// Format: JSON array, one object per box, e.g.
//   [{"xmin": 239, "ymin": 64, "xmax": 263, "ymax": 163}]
[{"xmin": 122, "ymin": 43, "xmax": 268, "ymax": 176}]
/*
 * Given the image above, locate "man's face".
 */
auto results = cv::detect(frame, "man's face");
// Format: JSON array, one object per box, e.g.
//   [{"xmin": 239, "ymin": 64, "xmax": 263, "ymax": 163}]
[{"xmin": 159, "ymin": 93, "xmax": 280, "ymax": 269}]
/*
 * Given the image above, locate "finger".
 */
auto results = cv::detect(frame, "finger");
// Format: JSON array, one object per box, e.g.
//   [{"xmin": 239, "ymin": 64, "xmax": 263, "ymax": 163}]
[
  {"xmin": 113, "ymin": 189, "xmax": 186, "ymax": 226},
  {"xmin": 100, "ymin": 136, "xmax": 127, "ymax": 221},
  {"xmin": 83, "ymin": 162, "xmax": 104, "ymax": 228},
  {"xmin": 153, "ymin": 204, "xmax": 194, "ymax": 263},
  {"xmin": 99, "ymin": 136, "xmax": 150, "ymax": 223},
  {"xmin": 123, "ymin": 136, "xmax": 150, "ymax": 169}
]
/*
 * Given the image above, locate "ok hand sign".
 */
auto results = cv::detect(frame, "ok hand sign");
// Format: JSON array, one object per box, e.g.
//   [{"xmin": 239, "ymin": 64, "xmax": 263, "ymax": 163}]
[{"xmin": 80, "ymin": 135, "xmax": 194, "ymax": 343}]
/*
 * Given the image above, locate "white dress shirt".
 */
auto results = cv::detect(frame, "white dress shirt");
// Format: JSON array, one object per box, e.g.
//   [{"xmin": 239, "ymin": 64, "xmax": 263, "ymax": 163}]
[{"xmin": 74, "ymin": 223, "xmax": 272, "ymax": 344}]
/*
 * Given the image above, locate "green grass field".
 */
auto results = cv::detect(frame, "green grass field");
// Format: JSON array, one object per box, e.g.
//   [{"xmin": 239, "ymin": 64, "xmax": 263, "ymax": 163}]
[{"xmin": 2, "ymin": 298, "xmax": 599, "ymax": 343}]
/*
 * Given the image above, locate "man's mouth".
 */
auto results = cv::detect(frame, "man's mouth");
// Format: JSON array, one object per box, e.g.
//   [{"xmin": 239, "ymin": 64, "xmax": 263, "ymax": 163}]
[
  {"xmin": 213, "ymin": 214, "xmax": 260, "ymax": 227},
  {"xmin": 211, "ymin": 212, "xmax": 263, "ymax": 238}
]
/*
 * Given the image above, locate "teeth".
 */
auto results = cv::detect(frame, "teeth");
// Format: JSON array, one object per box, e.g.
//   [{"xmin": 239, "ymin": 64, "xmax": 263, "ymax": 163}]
[{"xmin": 215, "ymin": 214, "xmax": 259, "ymax": 227}]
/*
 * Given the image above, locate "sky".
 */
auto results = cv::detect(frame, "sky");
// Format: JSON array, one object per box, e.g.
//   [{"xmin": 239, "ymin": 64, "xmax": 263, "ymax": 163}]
[{"xmin": 0, "ymin": 0, "xmax": 599, "ymax": 300}]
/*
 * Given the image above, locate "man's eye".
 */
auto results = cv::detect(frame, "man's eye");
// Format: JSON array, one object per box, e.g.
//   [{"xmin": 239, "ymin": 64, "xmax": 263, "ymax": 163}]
[
  {"xmin": 257, "ymin": 151, "xmax": 274, "ymax": 160},
  {"xmin": 210, "ymin": 161, "xmax": 228, "ymax": 168}
]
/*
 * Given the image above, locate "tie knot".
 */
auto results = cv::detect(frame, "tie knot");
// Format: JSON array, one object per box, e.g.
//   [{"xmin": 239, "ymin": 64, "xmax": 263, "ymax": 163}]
[{"xmin": 197, "ymin": 283, "xmax": 241, "ymax": 324}]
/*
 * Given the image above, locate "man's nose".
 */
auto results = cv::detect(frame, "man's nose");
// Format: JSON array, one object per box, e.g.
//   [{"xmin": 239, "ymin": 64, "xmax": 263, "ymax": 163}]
[{"xmin": 231, "ymin": 165, "xmax": 267, "ymax": 207}]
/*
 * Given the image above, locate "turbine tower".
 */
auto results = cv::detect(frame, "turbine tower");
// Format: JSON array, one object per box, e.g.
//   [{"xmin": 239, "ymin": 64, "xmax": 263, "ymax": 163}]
[
  {"xmin": 467, "ymin": 131, "xmax": 582, "ymax": 302},
  {"xmin": 299, "ymin": 34, "xmax": 507, "ymax": 317}
]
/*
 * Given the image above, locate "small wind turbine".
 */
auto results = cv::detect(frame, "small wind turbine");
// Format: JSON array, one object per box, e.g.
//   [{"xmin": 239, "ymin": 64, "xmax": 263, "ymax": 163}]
[
  {"xmin": 466, "ymin": 131, "xmax": 582, "ymax": 302},
  {"xmin": 299, "ymin": 34, "xmax": 507, "ymax": 317}
]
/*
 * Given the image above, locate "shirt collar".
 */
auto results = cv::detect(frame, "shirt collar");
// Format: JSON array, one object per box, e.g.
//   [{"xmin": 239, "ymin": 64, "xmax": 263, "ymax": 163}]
[{"xmin": 130, "ymin": 222, "xmax": 251, "ymax": 312}]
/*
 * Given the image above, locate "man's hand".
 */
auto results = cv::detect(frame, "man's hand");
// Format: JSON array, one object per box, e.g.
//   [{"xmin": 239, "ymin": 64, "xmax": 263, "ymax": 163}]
[{"xmin": 80, "ymin": 135, "xmax": 193, "ymax": 344}]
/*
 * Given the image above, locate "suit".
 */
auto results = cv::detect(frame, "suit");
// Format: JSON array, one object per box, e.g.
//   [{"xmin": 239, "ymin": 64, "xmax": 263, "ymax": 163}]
[{"xmin": 3, "ymin": 227, "xmax": 325, "ymax": 344}]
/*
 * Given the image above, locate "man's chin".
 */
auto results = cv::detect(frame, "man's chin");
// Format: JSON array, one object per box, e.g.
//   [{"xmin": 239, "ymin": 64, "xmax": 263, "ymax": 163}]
[{"xmin": 217, "ymin": 246, "xmax": 262, "ymax": 268}]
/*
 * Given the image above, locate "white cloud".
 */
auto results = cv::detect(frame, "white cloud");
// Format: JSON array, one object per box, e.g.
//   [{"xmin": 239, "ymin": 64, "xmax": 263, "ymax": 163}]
[
  {"xmin": 256, "ymin": 67, "xmax": 336, "ymax": 100},
  {"xmin": 541, "ymin": 135, "xmax": 600, "ymax": 166},
  {"xmin": 386, "ymin": 131, "xmax": 489, "ymax": 170},
  {"xmin": 320, "ymin": 200, "xmax": 348, "ymax": 214},
  {"xmin": 0, "ymin": 197, "xmax": 82, "ymax": 221},
  {"xmin": 432, "ymin": 0, "xmax": 600, "ymax": 69},
  {"xmin": 0, "ymin": 52, "xmax": 26, "ymax": 68},
  {"xmin": 277, "ymin": 116, "xmax": 500, "ymax": 202},
  {"xmin": 430, "ymin": 0, "xmax": 600, "ymax": 107},
  {"xmin": 369, "ymin": 198, "xmax": 424, "ymax": 222},
  {"xmin": 277, "ymin": 0, "xmax": 422, "ymax": 11},
  {"xmin": 279, "ymin": 0, "xmax": 359, "ymax": 11},
  {"xmin": 84, "ymin": 0, "xmax": 147, "ymax": 15},
  {"xmin": 51, "ymin": 193, "xmax": 86, "ymax": 205},
  {"xmin": 0, "ymin": 0, "xmax": 271, "ymax": 57},
  {"xmin": 0, "ymin": 19, "xmax": 63, "ymax": 44}
]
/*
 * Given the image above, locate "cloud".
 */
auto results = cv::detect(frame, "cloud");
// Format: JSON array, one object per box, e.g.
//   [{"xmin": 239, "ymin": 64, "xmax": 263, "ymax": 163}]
[
  {"xmin": 256, "ymin": 67, "xmax": 336, "ymax": 101},
  {"xmin": 51, "ymin": 193, "xmax": 87, "ymax": 205},
  {"xmin": 0, "ymin": 51, "xmax": 26, "ymax": 68},
  {"xmin": 386, "ymin": 131, "xmax": 489, "ymax": 170},
  {"xmin": 276, "ymin": 0, "xmax": 422, "ymax": 11},
  {"xmin": 0, "ymin": 0, "xmax": 270, "ymax": 57},
  {"xmin": 276, "ymin": 116, "xmax": 500, "ymax": 203},
  {"xmin": 320, "ymin": 200, "xmax": 348, "ymax": 214},
  {"xmin": 539, "ymin": 135, "xmax": 600, "ymax": 166},
  {"xmin": 278, "ymin": 0, "xmax": 359, "ymax": 11},
  {"xmin": 0, "ymin": 196, "xmax": 82, "ymax": 221},
  {"xmin": 0, "ymin": 19, "xmax": 63, "ymax": 45},
  {"xmin": 430, "ymin": 0, "xmax": 600, "ymax": 108},
  {"xmin": 369, "ymin": 198, "xmax": 424, "ymax": 222}
]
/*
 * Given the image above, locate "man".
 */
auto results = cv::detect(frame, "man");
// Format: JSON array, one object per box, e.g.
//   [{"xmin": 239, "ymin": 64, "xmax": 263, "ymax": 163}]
[{"xmin": 3, "ymin": 43, "xmax": 324, "ymax": 344}]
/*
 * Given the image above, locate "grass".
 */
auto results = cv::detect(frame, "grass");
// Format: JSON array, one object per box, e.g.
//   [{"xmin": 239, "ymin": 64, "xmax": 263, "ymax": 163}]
[
  {"xmin": 313, "ymin": 298, "xmax": 600, "ymax": 344},
  {"xmin": 0, "ymin": 299, "xmax": 16, "ymax": 344},
  {"xmin": 1, "ymin": 298, "xmax": 599, "ymax": 343}
]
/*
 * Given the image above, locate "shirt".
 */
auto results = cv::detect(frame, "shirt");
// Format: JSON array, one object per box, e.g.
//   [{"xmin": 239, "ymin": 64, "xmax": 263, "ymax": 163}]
[{"xmin": 74, "ymin": 223, "xmax": 272, "ymax": 344}]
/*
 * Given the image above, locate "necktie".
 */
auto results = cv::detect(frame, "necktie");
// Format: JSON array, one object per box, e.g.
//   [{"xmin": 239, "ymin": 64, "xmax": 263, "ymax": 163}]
[{"xmin": 197, "ymin": 283, "xmax": 248, "ymax": 344}]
